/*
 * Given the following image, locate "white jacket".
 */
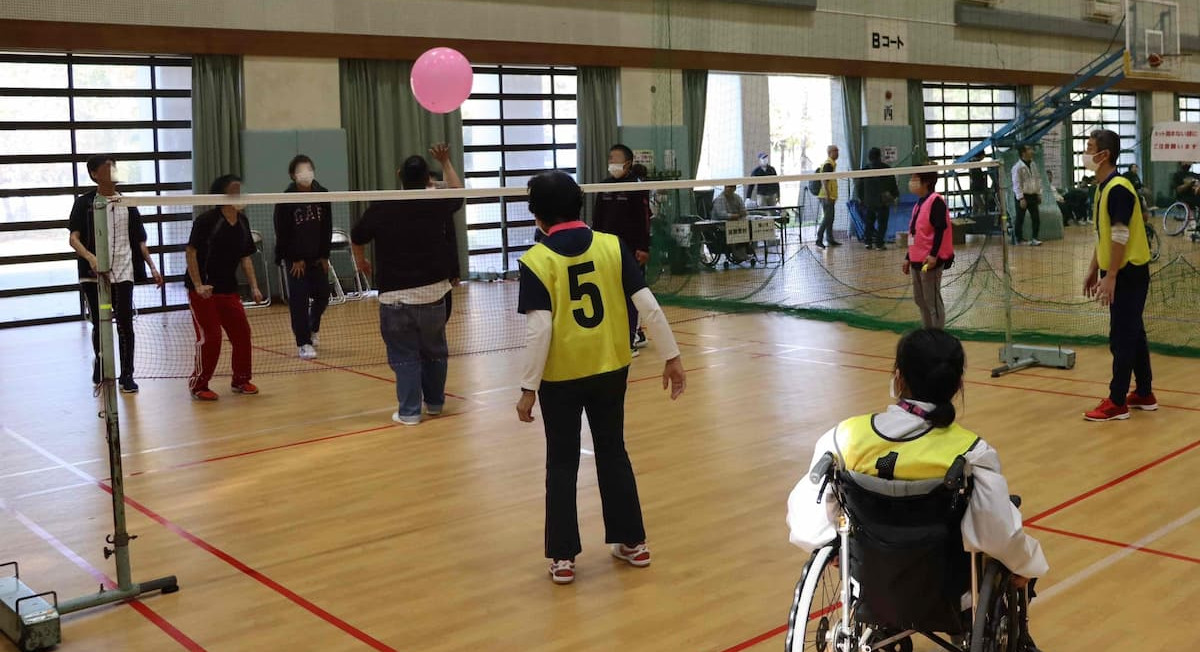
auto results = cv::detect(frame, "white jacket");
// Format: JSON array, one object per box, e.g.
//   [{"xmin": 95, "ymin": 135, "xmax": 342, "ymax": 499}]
[
  {"xmin": 1012, "ymin": 160, "xmax": 1042, "ymax": 200},
  {"xmin": 785, "ymin": 403, "xmax": 1049, "ymax": 579}
]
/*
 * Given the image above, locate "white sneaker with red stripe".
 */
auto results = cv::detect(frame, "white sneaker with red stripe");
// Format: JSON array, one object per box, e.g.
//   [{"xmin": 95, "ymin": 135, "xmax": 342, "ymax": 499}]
[
  {"xmin": 549, "ymin": 559, "xmax": 575, "ymax": 584},
  {"xmin": 611, "ymin": 542, "xmax": 651, "ymax": 567}
]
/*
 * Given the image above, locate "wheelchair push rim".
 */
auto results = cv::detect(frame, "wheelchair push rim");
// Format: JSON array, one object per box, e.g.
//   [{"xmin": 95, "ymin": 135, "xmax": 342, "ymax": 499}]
[{"xmin": 785, "ymin": 545, "xmax": 845, "ymax": 652}]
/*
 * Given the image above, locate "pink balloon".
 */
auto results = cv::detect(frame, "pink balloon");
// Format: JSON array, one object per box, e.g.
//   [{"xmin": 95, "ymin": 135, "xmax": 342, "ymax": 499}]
[{"xmin": 411, "ymin": 47, "xmax": 474, "ymax": 114}]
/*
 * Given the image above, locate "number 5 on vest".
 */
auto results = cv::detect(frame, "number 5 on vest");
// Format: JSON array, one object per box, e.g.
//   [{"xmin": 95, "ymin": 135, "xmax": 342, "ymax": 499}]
[{"xmin": 567, "ymin": 261, "xmax": 605, "ymax": 328}]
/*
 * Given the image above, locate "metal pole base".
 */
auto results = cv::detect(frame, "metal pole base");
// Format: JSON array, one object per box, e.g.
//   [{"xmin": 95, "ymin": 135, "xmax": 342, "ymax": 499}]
[
  {"xmin": 992, "ymin": 343, "xmax": 1076, "ymax": 378},
  {"xmin": 58, "ymin": 575, "xmax": 179, "ymax": 615}
]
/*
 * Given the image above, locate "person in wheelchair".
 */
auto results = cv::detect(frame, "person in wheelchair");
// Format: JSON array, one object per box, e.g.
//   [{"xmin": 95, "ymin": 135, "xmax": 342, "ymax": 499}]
[{"xmin": 786, "ymin": 329, "xmax": 1047, "ymax": 651}]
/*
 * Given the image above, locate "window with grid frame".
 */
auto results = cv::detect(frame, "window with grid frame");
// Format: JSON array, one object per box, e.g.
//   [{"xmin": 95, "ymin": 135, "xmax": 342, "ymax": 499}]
[
  {"xmin": 1070, "ymin": 91, "xmax": 1138, "ymax": 183},
  {"xmin": 0, "ymin": 52, "xmax": 193, "ymax": 327},
  {"xmin": 922, "ymin": 82, "xmax": 1017, "ymax": 212},
  {"xmin": 460, "ymin": 65, "xmax": 577, "ymax": 277},
  {"xmin": 1179, "ymin": 94, "xmax": 1200, "ymax": 123}
]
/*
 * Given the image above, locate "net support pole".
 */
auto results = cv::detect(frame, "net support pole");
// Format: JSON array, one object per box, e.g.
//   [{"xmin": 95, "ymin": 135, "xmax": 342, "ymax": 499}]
[{"xmin": 58, "ymin": 195, "xmax": 178, "ymax": 616}]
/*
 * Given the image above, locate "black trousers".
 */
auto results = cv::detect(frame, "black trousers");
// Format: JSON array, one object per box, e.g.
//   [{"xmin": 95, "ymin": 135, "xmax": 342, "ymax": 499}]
[
  {"xmin": 82, "ymin": 281, "xmax": 135, "ymax": 383},
  {"xmin": 1014, "ymin": 194, "xmax": 1041, "ymax": 242},
  {"xmin": 863, "ymin": 204, "xmax": 889, "ymax": 247},
  {"xmin": 538, "ymin": 366, "xmax": 645, "ymax": 560},
  {"xmin": 626, "ymin": 263, "xmax": 646, "ymax": 345},
  {"xmin": 285, "ymin": 263, "xmax": 330, "ymax": 347},
  {"xmin": 1105, "ymin": 263, "xmax": 1153, "ymax": 404}
]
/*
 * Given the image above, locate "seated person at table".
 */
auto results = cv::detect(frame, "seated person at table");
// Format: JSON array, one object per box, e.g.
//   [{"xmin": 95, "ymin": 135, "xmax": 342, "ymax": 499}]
[{"xmin": 712, "ymin": 184, "xmax": 754, "ymax": 260}]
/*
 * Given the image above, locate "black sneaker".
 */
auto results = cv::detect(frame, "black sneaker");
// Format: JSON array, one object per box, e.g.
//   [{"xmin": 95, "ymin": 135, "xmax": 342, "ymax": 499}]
[
  {"xmin": 119, "ymin": 377, "xmax": 139, "ymax": 394},
  {"xmin": 633, "ymin": 329, "xmax": 648, "ymax": 349},
  {"xmin": 815, "ymin": 241, "xmax": 827, "ymax": 249},
  {"xmin": 876, "ymin": 244, "xmax": 888, "ymax": 251},
  {"xmin": 828, "ymin": 240, "xmax": 843, "ymax": 246},
  {"xmin": 864, "ymin": 243, "xmax": 875, "ymax": 250}
]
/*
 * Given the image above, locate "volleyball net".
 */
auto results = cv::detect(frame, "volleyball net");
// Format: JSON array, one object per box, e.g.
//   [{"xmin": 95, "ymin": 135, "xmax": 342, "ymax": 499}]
[{"xmin": 108, "ymin": 159, "xmax": 1200, "ymax": 380}]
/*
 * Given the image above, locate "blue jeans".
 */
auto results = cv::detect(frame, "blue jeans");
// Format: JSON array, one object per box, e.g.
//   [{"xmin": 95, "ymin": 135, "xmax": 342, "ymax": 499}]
[{"xmin": 380, "ymin": 300, "xmax": 449, "ymax": 417}]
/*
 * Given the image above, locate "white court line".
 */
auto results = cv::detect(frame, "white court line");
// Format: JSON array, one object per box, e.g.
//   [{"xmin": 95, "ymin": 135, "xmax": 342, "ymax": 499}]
[
  {"xmin": 3, "ymin": 426, "xmax": 96, "ymax": 486},
  {"xmin": 1035, "ymin": 505, "xmax": 1200, "ymax": 604}
]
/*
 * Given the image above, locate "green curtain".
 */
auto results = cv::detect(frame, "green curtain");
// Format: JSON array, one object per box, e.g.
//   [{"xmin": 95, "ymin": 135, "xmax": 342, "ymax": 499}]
[
  {"xmin": 340, "ymin": 59, "xmax": 466, "ymax": 269},
  {"xmin": 840, "ymin": 76, "xmax": 863, "ymax": 170},
  {"xmin": 577, "ymin": 67, "xmax": 620, "ymax": 188},
  {"xmin": 682, "ymin": 69, "xmax": 709, "ymax": 179},
  {"xmin": 907, "ymin": 79, "xmax": 927, "ymax": 164},
  {"xmin": 191, "ymin": 55, "xmax": 243, "ymax": 194}
]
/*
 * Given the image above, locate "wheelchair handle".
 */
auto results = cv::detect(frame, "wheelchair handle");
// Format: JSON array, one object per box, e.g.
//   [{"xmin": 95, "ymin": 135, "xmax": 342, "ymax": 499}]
[{"xmin": 810, "ymin": 452, "xmax": 835, "ymax": 484}]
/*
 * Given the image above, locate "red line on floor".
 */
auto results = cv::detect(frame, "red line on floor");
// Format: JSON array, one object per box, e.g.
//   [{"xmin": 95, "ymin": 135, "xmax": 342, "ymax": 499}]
[
  {"xmin": 254, "ymin": 343, "xmax": 468, "ymax": 399},
  {"xmin": 1024, "ymin": 436, "xmax": 1200, "ymax": 524},
  {"xmin": 9, "ymin": 505, "xmax": 206, "ymax": 651},
  {"xmin": 98, "ymin": 486, "xmax": 398, "ymax": 652},
  {"xmin": 1027, "ymin": 523, "xmax": 1200, "ymax": 565},
  {"xmin": 718, "ymin": 624, "xmax": 789, "ymax": 652}
]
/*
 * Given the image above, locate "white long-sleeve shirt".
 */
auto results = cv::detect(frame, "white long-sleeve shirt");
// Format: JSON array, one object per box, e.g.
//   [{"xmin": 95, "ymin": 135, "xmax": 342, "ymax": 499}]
[
  {"xmin": 1012, "ymin": 159, "xmax": 1042, "ymax": 201},
  {"xmin": 520, "ymin": 287, "xmax": 681, "ymax": 391},
  {"xmin": 786, "ymin": 403, "xmax": 1049, "ymax": 579}
]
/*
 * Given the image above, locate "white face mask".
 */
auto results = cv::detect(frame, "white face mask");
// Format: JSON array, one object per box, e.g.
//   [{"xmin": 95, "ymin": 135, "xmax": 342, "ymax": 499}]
[
  {"xmin": 294, "ymin": 168, "xmax": 315, "ymax": 185},
  {"xmin": 1082, "ymin": 152, "xmax": 1102, "ymax": 172},
  {"xmin": 889, "ymin": 372, "xmax": 900, "ymax": 399},
  {"xmin": 609, "ymin": 163, "xmax": 627, "ymax": 178},
  {"xmin": 759, "ymin": 158, "xmax": 769, "ymax": 167}
]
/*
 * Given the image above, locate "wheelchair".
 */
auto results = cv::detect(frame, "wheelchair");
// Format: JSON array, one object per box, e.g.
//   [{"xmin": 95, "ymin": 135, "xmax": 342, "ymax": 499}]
[
  {"xmin": 785, "ymin": 452, "xmax": 1031, "ymax": 652},
  {"xmin": 692, "ymin": 220, "xmax": 759, "ymax": 269}
]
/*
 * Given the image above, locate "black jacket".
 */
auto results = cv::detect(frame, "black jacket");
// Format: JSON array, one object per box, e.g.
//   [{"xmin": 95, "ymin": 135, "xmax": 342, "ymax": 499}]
[
  {"xmin": 592, "ymin": 176, "xmax": 651, "ymax": 253},
  {"xmin": 855, "ymin": 161, "xmax": 900, "ymax": 208},
  {"xmin": 273, "ymin": 181, "xmax": 333, "ymax": 264},
  {"xmin": 68, "ymin": 190, "xmax": 148, "ymax": 282}
]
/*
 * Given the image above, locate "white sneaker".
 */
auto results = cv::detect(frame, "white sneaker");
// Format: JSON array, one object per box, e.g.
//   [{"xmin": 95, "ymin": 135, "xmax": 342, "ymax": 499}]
[
  {"xmin": 1030, "ymin": 239, "xmax": 1043, "ymax": 246},
  {"xmin": 392, "ymin": 412, "xmax": 421, "ymax": 426},
  {"xmin": 298, "ymin": 344, "xmax": 317, "ymax": 360},
  {"xmin": 630, "ymin": 347, "xmax": 641, "ymax": 358},
  {"xmin": 311, "ymin": 333, "xmax": 320, "ymax": 347},
  {"xmin": 633, "ymin": 329, "xmax": 649, "ymax": 349}
]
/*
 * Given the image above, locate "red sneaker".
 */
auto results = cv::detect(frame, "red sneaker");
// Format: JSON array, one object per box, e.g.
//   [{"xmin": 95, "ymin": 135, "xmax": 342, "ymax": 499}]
[
  {"xmin": 231, "ymin": 382, "xmax": 259, "ymax": 395},
  {"xmin": 1084, "ymin": 398, "xmax": 1130, "ymax": 422},
  {"xmin": 548, "ymin": 559, "xmax": 575, "ymax": 585},
  {"xmin": 191, "ymin": 388, "xmax": 219, "ymax": 401},
  {"xmin": 1125, "ymin": 392, "xmax": 1158, "ymax": 411},
  {"xmin": 611, "ymin": 542, "xmax": 651, "ymax": 567}
]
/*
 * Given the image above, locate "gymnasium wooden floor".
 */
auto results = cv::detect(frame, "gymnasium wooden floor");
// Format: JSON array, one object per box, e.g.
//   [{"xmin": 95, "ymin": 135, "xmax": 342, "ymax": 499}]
[{"xmin": 3, "ymin": 270, "xmax": 1200, "ymax": 651}]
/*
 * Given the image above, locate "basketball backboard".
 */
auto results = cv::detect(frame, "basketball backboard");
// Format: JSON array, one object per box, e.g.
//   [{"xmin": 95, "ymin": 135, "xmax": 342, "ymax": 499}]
[{"xmin": 1125, "ymin": 0, "xmax": 1184, "ymax": 78}]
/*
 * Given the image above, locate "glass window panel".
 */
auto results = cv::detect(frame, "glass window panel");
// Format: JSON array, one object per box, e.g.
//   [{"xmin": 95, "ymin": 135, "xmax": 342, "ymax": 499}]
[
  {"xmin": 73, "ymin": 96, "xmax": 153, "ymax": 121},
  {"xmin": 461, "ymin": 99, "xmax": 500, "ymax": 120},
  {"xmin": 466, "ymin": 202, "xmax": 501, "ymax": 226},
  {"xmin": 0, "ymin": 229, "xmax": 72, "ymax": 256},
  {"xmin": 0, "ymin": 96, "xmax": 70, "ymax": 121},
  {"xmin": 73, "ymin": 64, "xmax": 151, "ymax": 90},
  {"xmin": 155, "ymin": 97, "xmax": 192, "ymax": 121},
  {"xmin": 0, "ymin": 62, "xmax": 68, "ymax": 88},
  {"xmin": 464, "ymin": 151, "xmax": 502, "ymax": 173},
  {"xmin": 944, "ymin": 106, "xmax": 969, "ymax": 121},
  {"xmin": 943, "ymin": 88, "xmax": 969, "ymax": 104},
  {"xmin": 0, "ymin": 259, "xmax": 77, "ymax": 291},
  {"xmin": 504, "ymin": 150, "xmax": 555, "ymax": 171},
  {"xmin": 503, "ymin": 124, "xmax": 554, "ymax": 145},
  {"xmin": 0, "ymin": 291, "xmax": 81, "ymax": 324},
  {"xmin": 468, "ymin": 252, "xmax": 504, "ymax": 276},
  {"xmin": 507, "ymin": 226, "xmax": 537, "ymax": 248},
  {"xmin": 0, "ymin": 163, "xmax": 74, "ymax": 190},
  {"xmin": 133, "ymin": 282, "xmax": 163, "ymax": 307},
  {"xmin": 463, "ymin": 125, "xmax": 501, "ymax": 147},
  {"xmin": 467, "ymin": 227, "xmax": 503, "ymax": 251},
  {"xmin": 555, "ymin": 149, "xmax": 577, "ymax": 170},
  {"xmin": 157, "ymin": 128, "xmax": 192, "ymax": 152},
  {"xmin": 554, "ymin": 101, "xmax": 577, "ymax": 120},
  {"xmin": 503, "ymin": 175, "xmax": 536, "ymax": 189},
  {"xmin": 502, "ymin": 100, "xmax": 551, "ymax": 119},
  {"xmin": 161, "ymin": 251, "xmax": 188, "ymax": 276},
  {"xmin": 501, "ymin": 74, "xmax": 551, "ymax": 94},
  {"xmin": 154, "ymin": 65, "xmax": 191, "ymax": 90},
  {"xmin": 0, "ymin": 194, "xmax": 75, "ymax": 223},
  {"xmin": 943, "ymin": 124, "xmax": 970, "ymax": 139},
  {"xmin": 554, "ymin": 124, "xmax": 577, "ymax": 144},
  {"xmin": 75, "ymin": 128, "xmax": 155, "ymax": 154},
  {"xmin": 553, "ymin": 75, "xmax": 577, "ymax": 95},
  {"xmin": 466, "ymin": 176, "xmax": 500, "ymax": 189},
  {"xmin": 0, "ymin": 129, "xmax": 72, "ymax": 156},
  {"xmin": 472, "ymin": 73, "xmax": 499, "ymax": 94},
  {"xmin": 161, "ymin": 219, "xmax": 192, "ymax": 246},
  {"xmin": 923, "ymin": 88, "xmax": 942, "ymax": 103},
  {"xmin": 159, "ymin": 159, "xmax": 192, "ymax": 184}
]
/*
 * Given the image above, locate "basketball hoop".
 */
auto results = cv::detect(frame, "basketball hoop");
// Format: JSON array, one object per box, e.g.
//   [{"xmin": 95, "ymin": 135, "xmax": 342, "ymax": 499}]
[{"xmin": 1147, "ymin": 52, "xmax": 1164, "ymax": 67}]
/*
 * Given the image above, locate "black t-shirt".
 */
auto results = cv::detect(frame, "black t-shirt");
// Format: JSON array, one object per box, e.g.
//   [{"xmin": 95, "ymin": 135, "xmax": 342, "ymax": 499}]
[
  {"xmin": 517, "ymin": 227, "xmax": 647, "ymax": 314},
  {"xmin": 1097, "ymin": 172, "xmax": 1136, "ymax": 227},
  {"xmin": 350, "ymin": 198, "xmax": 462, "ymax": 293},
  {"xmin": 186, "ymin": 209, "xmax": 256, "ymax": 294}
]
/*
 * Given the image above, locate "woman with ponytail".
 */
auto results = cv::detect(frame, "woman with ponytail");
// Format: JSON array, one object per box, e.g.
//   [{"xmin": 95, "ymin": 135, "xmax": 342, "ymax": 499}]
[{"xmin": 786, "ymin": 329, "xmax": 1047, "ymax": 648}]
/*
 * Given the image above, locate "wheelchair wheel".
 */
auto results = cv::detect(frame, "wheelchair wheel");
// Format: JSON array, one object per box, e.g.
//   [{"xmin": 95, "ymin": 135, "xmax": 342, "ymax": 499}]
[
  {"xmin": 785, "ymin": 545, "xmax": 845, "ymax": 652},
  {"xmin": 699, "ymin": 243, "xmax": 719, "ymax": 268},
  {"xmin": 969, "ymin": 560, "xmax": 1020, "ymax": 652},
  {"xmin": 1163, "ymin": 202, "xmax": 1190, "ymax": 236}
]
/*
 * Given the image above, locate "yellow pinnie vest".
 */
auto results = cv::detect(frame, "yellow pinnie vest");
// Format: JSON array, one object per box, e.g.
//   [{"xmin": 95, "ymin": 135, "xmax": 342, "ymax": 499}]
[
  {"xmin": 519, "ymin": 231, "xmax": 632, "ymax": 382},
  {"xmin": 1093, "ymin": 175, "xmax": 1151, "ymax": 269},
  {"xmin": 838, "ymin": 414, "xmax": 980, "ymax": 481},
  {"xmin": 819, "ymin": 158, "xmax": 838, "ymax": 200}
]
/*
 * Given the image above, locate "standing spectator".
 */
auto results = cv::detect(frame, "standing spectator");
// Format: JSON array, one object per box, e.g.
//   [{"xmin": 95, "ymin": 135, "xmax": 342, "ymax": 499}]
[
  {"xmin": 1081, "ymin": 130, "xmax": 1156, "ymax": 422},
  {"xmin": 274, "ymin": 155, "xmax": 333, "ymax": 360},
  {"xmin": 185, "ymin": 175, "xmax": 263, "ymax": 401},
  {"xmin": 968, "ymin": 153, "xmax": 994, "ymax": 216},
  {"xmin": 747, "ymin": 152, "xmax": 780, "ymax": 207},
  {"xmin": 593, "ymin": 144, "xmax": 652, "ymax": 354},
  {"xmin": 68, "ymin": 155, "xmax": 164, "ymax": 392},
  {"xmin": 1011, "ymin": 145, "xmax": 1043, "ymax": 246},
  {"xmin": 351, "ymin": 144, "xmax": 462, "ymax": 426},
  {"xmin": 902, "ymin": 169, "xmax": 954, "ymax": 329},
  {"xmin": 855, "ymin": 147, "xmax": 899, "ymax": 251},
  {"xmin": 816, "ymin": 145, "xmax": 842, "ymax": 249},
  {"xmin": 515, "ymin": 171, "xmax": 686, "ymax": 585}
]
